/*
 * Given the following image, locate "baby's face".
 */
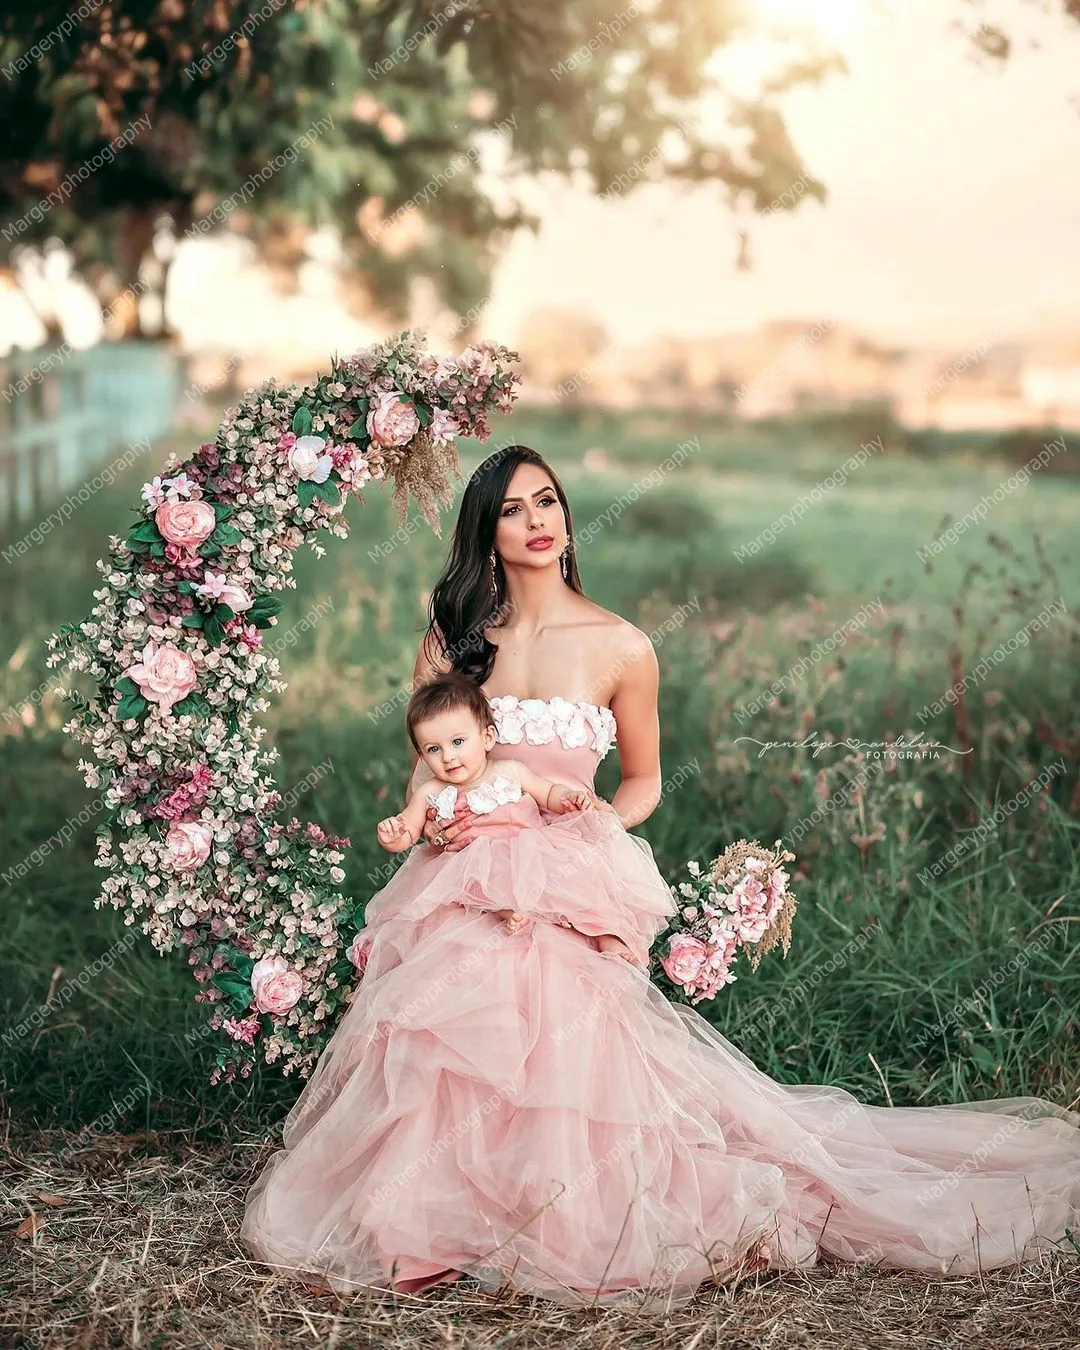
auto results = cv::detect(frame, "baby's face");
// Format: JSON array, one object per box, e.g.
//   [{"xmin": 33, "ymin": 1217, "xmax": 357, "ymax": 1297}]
[{"xmin": 415, "ymin": 710, "xmax": 496, "ymax": 784}]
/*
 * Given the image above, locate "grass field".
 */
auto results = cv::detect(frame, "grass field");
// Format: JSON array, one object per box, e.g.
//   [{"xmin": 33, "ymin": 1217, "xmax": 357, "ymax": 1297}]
[{"xmin": 2, "ymin": 403, "xmax": 1078, "ymax": 1346}]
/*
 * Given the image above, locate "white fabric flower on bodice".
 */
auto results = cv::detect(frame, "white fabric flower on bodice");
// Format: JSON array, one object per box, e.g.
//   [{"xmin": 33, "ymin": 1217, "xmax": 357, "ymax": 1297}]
[
  {"xmin": 488, "ymin": 695, "xmax": 617, "ymax": 759},
  {"xmin": 427, "ymin": 773, "xmax": 522, "ymax": 821}
]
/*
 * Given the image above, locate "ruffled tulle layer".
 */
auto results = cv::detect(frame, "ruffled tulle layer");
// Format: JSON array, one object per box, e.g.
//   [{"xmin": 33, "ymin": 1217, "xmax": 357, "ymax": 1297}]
[{"xmin": 239, "ymin": 809, "xmax": 1080, "ymax": 1310}]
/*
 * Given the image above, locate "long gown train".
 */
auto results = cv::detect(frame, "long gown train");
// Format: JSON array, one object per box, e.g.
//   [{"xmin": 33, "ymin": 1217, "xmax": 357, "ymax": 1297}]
[{"xmin": 239, "ymin": 697, "xmax": 1080, "ymax": 1311}]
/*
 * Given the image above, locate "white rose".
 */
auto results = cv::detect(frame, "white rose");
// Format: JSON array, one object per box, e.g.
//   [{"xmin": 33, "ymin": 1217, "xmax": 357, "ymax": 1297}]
[
  {"xmin": 219, "ymin": 581, "xmax": 253, "ymax": 612},
  {"xmin": 288, "ymin": 435, "xmax": 334, "ymax": 482}
]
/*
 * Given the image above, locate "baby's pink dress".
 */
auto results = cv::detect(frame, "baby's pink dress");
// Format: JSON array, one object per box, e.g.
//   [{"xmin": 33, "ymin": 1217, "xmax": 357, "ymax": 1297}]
[{"xmin": 240, "ymin": 694, "xmax": 1080, "ymax": 1311}]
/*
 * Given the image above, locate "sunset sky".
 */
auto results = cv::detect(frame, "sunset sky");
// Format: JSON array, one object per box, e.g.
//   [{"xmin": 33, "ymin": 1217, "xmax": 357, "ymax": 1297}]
[{"xmin": 484, "ymin": 0, "xmax": 1080, "ymax": 353}]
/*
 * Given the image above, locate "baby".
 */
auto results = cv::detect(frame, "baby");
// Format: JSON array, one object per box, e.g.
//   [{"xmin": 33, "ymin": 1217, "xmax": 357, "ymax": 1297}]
[{"xmin": 376, "ymin": 674, "xmax": 595, "ymax": 934}]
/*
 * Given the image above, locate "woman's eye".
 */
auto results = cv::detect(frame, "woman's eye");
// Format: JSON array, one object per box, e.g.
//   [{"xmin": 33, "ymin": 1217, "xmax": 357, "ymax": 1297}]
[{"xmin": 453, "ymin": 738, "xmax": 464, "ymax": 745}]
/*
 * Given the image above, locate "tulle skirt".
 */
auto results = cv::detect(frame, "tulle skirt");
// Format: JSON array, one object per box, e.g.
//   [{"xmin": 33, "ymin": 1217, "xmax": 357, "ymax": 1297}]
[{"xmin": 239, "ymin": 809, "xmax": 1080, "ymax": 1311}]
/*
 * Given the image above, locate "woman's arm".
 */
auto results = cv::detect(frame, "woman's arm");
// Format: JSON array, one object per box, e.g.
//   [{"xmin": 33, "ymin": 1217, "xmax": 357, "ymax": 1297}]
[{"xmin": 607, "ymin": 631, "xmax": 663, "ymax": 829}]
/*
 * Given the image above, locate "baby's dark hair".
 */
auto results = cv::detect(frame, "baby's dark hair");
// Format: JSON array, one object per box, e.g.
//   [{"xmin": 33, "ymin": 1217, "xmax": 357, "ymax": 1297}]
[{"xmin": 406, "ymin": 673, "xmax": 496, "ymax": 756}]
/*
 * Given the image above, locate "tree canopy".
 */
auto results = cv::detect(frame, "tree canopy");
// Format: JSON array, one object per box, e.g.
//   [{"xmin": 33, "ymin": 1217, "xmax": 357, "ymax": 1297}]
[{"xmin": 0, "ymin": 0, "xmax": 1068, "ymax": 340}]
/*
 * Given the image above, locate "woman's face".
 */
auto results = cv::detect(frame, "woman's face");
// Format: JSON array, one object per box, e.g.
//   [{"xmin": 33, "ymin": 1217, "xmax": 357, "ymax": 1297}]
[{"xmin": 492, "ymin": 462, "xmax": 568, "ymax": 569}]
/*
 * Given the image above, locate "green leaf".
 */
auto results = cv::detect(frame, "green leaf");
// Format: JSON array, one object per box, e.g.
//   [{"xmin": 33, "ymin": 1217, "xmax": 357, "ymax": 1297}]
[
  {"xmin": 204, "ymin": 614, "xmax": 225, "ymax": 647},
  {"xmin": 413, "ymin": 401, "xmax": 431, "ymax": 428},
  {"xmin": 214, "ymin": 603, "xmax": 236, "ymax": 624},
  {"xmin": 181, "ymin": 612, "xmax": 204, "ymax": 629},
  {"xmin": 248, "ymin": 595, "xmax": 282, "ymax": 622},
  {"xmin": 312, "ymin": 479, "xmax": 340, "ymax": 506},
  {"xmin": 213, "ymin": 504, "xmax": 233, "ymax": 521},
  {"xmin": 347, "ymin": 420, "xmax": 368, "ymax": 440},
  {"xmin": 200, "ymin": 541, "xmax": 221, "ymax": 559},
  {"xmin": 115, "ymin": 676, "xmax": 139, "ymax": 697},
  {"xmin": 227, "ymin": 949, "xmax": 255, "ymax": 979},
  {"xmin": 128, "ymin": 520, "xmax": 160, "ymax": 544},
  {"xmin": 116, "ymin": 693, "xmax": 148, "ymax": 720},
  {"xmin": 212, "ymin": 523, "xmax": 243, "ymax": 546},
  {"xmin": 173, "ymin": 692, "xmax": 211, "ymax": 716},
  {"xmin": 292, "ymin": 405, "xmax": 313, "ymax": 436},
  {"xmin": 296, "ymin": 479, "xmax": 317, "ymax": 509},
  {"xmin": 211, "ymin": 970, "xmax": 252, "ymax": 1011},
  {"xmin": 149, "ymin": 541, "xmax": 166, "ymax": 559},
  {"xmin": 177, "ymin": 580, "xmax": 194, "ymax": 595}
]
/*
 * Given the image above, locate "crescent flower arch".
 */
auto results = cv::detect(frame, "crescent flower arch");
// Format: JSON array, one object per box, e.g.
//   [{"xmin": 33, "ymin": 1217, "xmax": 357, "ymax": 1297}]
[{"xmin": 47, "ymin": 329, "xmax": 522, "ymax": 1085}]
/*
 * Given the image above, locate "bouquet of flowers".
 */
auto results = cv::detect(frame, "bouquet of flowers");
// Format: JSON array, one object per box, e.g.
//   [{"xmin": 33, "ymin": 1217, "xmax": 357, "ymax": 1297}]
[
  {"xmin": 654, "ymin": 839, "xmax": 797, "ymax": 1005},
  {"xmin": 48, "ymin": 329, "xmax": 521, "ymax": 1084}
]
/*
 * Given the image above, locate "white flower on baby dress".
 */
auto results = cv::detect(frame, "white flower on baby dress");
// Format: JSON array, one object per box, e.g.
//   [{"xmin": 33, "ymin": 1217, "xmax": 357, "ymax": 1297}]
[
  {"xmin": 466, "ymin": 774, "xmax": 521, "ymax": 814},
  {"xmin": 428, "ymin": 784, "xmax": 459, "ymax": 821}
]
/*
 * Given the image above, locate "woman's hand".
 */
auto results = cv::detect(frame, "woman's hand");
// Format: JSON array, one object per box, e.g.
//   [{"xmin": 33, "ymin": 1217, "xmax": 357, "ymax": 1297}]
[{"xmin": 419, "ymin": 797, "xmax": 478, "ymax": 853}]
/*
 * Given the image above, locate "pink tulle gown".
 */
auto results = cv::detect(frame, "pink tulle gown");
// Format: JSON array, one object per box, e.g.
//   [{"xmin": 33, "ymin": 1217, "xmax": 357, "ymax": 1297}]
[{"xmin": 239, "ymin": 694, "xmax": 1080, "ymax": 1312}]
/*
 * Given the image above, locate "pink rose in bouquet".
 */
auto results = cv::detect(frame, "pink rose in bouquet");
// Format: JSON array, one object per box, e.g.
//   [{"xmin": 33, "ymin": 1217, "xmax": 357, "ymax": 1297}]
[
  {"xmin": 661, "ymin": 934, "xmax": 709, "ymax": 987},
  {"xmin": 347, "ymin": 930, "xmax": 372, "ymax": 975},
  {"xmin": 155, "ymin": 500, "xmax": 217, "ymax": 547},
  {"xmin": 367, "ymin": 390, "xmax": 420, "ymax": 447},
  {"xmin": 124, "ymin": 641, "xmax": 198, "ymax": 714},
  {"xmin": 250, "ymin": 955, "xmax": 304, "ymax": 1015},
  {"xmin": 165, "ymin": 820, "xmax": 214, "ymax": 871}
]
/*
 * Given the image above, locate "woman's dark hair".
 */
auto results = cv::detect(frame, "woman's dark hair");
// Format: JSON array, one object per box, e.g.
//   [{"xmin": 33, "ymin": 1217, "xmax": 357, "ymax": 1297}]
[
  {"xmin": 423, "ymin": 445, "xmax": 585, "ymax": 685},
  {"xmin": 405, "ymin": 673, "xmax": 497, "ymax": 756}
]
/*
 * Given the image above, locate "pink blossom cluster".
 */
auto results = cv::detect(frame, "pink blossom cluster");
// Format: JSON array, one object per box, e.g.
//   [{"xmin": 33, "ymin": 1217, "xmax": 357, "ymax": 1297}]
[
  {"xmin": 47, "ymin": 328, "xmax": 521, "ymax": 1084},
  {"xmin": 656, "ymin": 847, "xmax": 795, "ymax": 1005}
]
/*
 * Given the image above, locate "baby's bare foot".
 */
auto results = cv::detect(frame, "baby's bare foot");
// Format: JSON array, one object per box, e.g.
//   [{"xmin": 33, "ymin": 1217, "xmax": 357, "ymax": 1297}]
[
  {"xmin": 596, "ymin": 934, "xmax": 636, "ymax": 963},
  {"xmin": 494, "ymin": 909, "xmax": 531, "ymax": 934}
]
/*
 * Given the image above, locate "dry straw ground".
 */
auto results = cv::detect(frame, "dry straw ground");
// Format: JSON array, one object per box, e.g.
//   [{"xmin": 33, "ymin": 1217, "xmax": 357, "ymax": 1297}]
[{"xmin": 3, "ymin": 1123, "xmax": 1078, "ymax": 1350}]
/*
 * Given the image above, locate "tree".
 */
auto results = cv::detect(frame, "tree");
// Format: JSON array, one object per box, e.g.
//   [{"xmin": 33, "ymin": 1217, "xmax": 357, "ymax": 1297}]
[{"xmin": 3, "ymin": 0, "xmax": 1054, "ymax": 342}]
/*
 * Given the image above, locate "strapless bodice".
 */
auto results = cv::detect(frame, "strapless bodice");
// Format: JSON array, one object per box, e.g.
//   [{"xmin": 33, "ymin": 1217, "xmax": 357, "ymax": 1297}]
[
  {"xmin": 485, "ymin": 694, "xmax": 616, "ymax": 760},
  {"xmin": 483, "ymin": 694, "xmax": 616, "ymax": 797}
]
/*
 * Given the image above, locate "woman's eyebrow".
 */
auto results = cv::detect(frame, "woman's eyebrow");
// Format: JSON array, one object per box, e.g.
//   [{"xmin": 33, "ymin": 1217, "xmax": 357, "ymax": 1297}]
[{"xmin": 501, "ymin": 485, "xmax": 555, "ymax": 503}]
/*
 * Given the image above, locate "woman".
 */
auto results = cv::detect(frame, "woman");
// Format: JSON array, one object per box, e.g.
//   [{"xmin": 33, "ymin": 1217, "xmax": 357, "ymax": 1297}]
[{"xmin": 240, "ymin": 445, "xmax": 1080, "ymax": 1311}]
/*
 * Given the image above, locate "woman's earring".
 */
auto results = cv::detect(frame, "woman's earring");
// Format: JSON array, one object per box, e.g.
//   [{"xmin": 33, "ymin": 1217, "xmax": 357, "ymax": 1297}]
[
  {"xmin": 489, "ymin": 549, "xmax": 498, "ymax": 598},
  {"xmin": 561, "ymin": 545, "xmax": 571, "ymax": 580}
]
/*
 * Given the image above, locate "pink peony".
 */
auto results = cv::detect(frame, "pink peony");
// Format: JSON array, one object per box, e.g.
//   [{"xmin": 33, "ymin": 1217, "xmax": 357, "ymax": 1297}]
[
  {"xmin": 155, "ymin": 499, "xmax": 217, "ymax": 548},
  {"xmin": 661, "ymin": 934, "xmax": 709, "ymax": 987},
  {"xmin": 250, "ymin": 955, "xmax": 304, "ymax": 1015},
  {"xmin": 347, "ymin": 931, "xmax": 372, "ymax": 975},
  {"xmin": 366, "ymin": 390, "xmax": 420, "ymax": 447},
  {"xmin": 164, "ymin": 820, "xmax": 214, "ymax": 871},
  {"xmin": 124, "ymin": 641, "xmax": 198, "ymax": 715}
]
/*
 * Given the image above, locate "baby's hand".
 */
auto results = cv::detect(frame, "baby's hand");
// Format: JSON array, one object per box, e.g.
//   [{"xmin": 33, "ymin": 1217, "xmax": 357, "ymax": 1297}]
[
  {"xmin": 376, "ymin": 814, "xmax": 412, "ymax": 852},
  {"xmin": 493, "ymin": 908, "xmax": 532, "ymax": 935},
  {"xmin": 548, "ymin": 785, "xmax": 595, "ymax": 814}
]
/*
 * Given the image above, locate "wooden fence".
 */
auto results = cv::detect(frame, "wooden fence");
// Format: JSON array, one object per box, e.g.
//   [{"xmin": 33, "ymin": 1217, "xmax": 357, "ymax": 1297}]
[{"xmin": 0, "ymin": 341, "xmax": 183, "ymax": 541}]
